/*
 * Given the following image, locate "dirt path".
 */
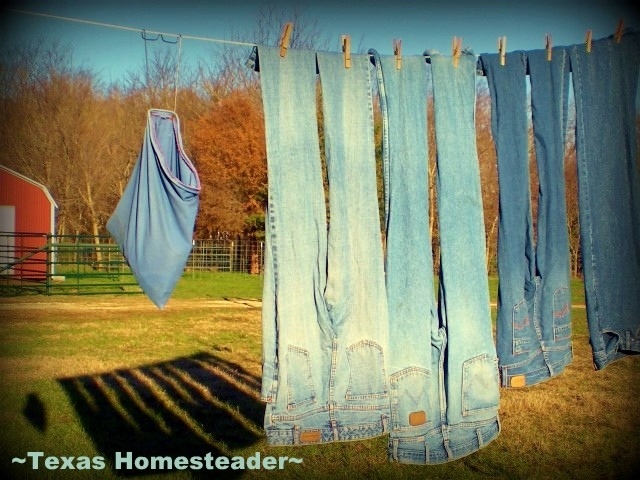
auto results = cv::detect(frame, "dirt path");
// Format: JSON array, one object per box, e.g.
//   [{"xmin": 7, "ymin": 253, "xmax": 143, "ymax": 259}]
[{"xmin": 0, "ymin": 296, "xmax": 262, "ymax": 312}]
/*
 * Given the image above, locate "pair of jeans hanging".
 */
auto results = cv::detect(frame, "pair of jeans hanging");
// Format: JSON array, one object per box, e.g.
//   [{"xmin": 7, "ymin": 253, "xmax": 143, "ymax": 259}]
[
  {"xmin": 107, "ymin": 109, "xmax": 200, "ymax": 309},
  {"xmin": 371, "ymin": 50, "xmax": 500, "ymax": 464},
  {"xmin": 482, "ymin": 49, "xmax": 573, "ymax": 387},
  {"xmin": 568, "ymin": 32, "xmax": 640, "ymax": 369},
  {"xmin": 251, "ymin": 46, "xmax": 390, "ymax": 446}
]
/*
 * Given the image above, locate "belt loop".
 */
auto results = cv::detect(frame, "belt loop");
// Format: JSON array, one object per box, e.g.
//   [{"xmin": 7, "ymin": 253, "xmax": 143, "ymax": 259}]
[
  {"xmin": 330, "ymin": 419, "xmax": 339, "ymax": 442},
  {"xmin": 424, "ymin": 439, "xmax": 430, "ymax": 465},
  {"xmin": 442, "ymin": 425, "xmax": 453, "ymax": 460}
]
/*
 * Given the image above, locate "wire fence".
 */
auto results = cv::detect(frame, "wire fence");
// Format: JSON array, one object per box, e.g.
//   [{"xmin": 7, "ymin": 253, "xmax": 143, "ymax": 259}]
[
  {"xmin": 0, "ymin": 233, "xmax": 264, "ymax": 296},
  {"xmin": 187, "ymin": 239, "xmax": 264, "ymax": 274}
]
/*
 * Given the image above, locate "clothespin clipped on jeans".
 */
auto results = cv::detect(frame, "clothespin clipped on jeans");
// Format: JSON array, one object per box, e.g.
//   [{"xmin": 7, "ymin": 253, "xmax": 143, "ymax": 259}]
[
  {"xmin": 498, "ymin": 36, "xmax": 507, "ymax": 66},
  {"xmin": 342, "ymin": 35, "xmax": 351, "ymax": 68},
  {"xmin": 452, "ymin": 36, "xmax": 462, "ymax": 68},
  {"xmin": 545, "ymin": 34, "xmax": 553, "ymax": 61},
  {"xmin": 279, "ymin": 22, "xmax": 293, "ymax": 57},
  {"xmin": 615, "ymin": 19, "xmax": 624, "ymax": 43},
  {"xmin": 393, "ymin": 39, "xmax": 402, "ymax": 69},
  {"xmin": 585, "ymin": 29, "xmax": 593, "ymax": 53}
]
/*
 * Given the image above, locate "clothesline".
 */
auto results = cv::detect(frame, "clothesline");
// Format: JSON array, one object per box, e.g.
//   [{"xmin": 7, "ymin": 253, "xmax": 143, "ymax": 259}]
[
  {"xmin": 7, "ymin": 8, "xmax": 631, "ymax": 74},
  {"xmin": 8, "ymin": 9, "xmax": 257, "ymax": 47}
]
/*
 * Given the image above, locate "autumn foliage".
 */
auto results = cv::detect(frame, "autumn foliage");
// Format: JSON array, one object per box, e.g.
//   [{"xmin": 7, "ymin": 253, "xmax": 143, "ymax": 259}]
[
  {"xmin": 190, "ymin": 91, "xmax": 267, "ymax": 238},
  {"xmin": 0, "ymin": 32, "xmax": 584, "ymax": 276}
]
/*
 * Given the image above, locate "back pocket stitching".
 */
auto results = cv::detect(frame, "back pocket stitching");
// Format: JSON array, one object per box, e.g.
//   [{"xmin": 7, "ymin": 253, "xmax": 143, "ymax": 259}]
[
  {"xmin": 286, "ymin": 345, "xmax": 316, "ymax": 410},
  {"xmin": 512, "ymin": 299, "xmax": 531, "ymax": 355},
  {"xmin": 552, "ymin": 286, "xmax": 571, "ymax": 342},
  {"xmin": 462, "ymin": 354, "xmax": 500, "ymax": 417},
  {"xmin": 345, "ymin": 340, "xmax": 388, "ymax": 400}
]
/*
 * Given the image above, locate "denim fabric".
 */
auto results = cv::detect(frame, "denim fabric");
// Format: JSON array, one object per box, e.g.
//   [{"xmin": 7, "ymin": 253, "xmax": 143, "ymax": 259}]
[
  {"xmin": 372, "ymin": 50, "xmax": 500, "ymax": 464},
  {"xmin": 369, "ymin": 51, "xmax": 440, "ymax": 463},
  {"xmin": 253, "ymin": 46, "xmax": 390, "ymax": 445},
  {"xmin": 316, "ymin": 51, "xmax": 391, "ymax": 441},
  {"xmin": 527, "ymin": 47, "xmax": 574, "ymax": 377},
  {"xmin": 429, "ymin": 52, "xmax": 501, "ymax": 462},
  {"xmin": 252, "ymin": 46, "xmax": 332, "ymax": 445},
  {"xmin": 569, "ymin": 32, "xmax": 640, "ymax": 369},
  {"xmin": 106, "ymin": 109, "xmax": 200, "ymax": 309},
  {"xmin": 482, "ymin": 49, "xmax": 573, "ymax": 387}
]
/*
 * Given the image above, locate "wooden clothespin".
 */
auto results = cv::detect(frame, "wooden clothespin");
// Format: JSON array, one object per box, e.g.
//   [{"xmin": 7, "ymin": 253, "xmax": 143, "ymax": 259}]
[
  {"xmin": 393, "ymin": 39, "xmax": 402, "ymax": 70},
  {"xmin": 341, "ymin": 35, "xmax": 351, "ymax": 69},
  {"xmin": 585, "ymin": 29, "xmax": 593, "ymax": 53},
  {"xmin": 545, "ymin": 34, "xmax": 553, "ymax": 61},
  {"xmin": 452, "ymin": 36, "xmax": 462, "ymax": 68},
  {"xmin": 498, "ymin": 36, "xmax": 507, "ymax": 66},
  {"xmin": 615, "ymin": 19, "xmax": 624, "ymax": 43},
  {"xmin": 279, "ymin": 22, "xmax": 293, "ymax": 57}
]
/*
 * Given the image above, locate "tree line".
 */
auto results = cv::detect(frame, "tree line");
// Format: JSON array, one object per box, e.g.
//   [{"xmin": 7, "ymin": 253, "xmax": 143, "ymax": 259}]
[{"xmin": 0, "ymin": 11, "xmax": 582, "ymax": 276}]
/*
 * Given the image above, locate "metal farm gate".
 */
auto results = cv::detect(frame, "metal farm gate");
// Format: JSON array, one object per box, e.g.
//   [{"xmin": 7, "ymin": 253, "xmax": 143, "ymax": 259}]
[{"xmin": 0, "ymin": 233, "xmax": 264, "ymax": 296}]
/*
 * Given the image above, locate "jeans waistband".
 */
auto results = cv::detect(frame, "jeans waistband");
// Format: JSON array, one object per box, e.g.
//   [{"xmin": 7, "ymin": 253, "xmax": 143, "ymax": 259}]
[
  {"xmin": 388, "ymin": 417, "xmax": 501, "ymax": 465},
  {"xmin": 265, "ymin": 414, "xmax": 389, "ymax": 446}
]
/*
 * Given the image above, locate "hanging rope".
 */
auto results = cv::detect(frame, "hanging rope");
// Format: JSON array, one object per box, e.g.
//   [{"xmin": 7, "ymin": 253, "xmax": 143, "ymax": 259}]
[
  {"xmin": 174, "ymin": 35, "xmax": 183, "ymax": 112},
  {"xmin": 141, "ymin": 30, "xmax": 183, "ymax": 112},
  {"xmin": 142, "ymin": 30, "xmax": 152, "ymax": 93},
  {"xmin": 9, "ymin": 9, "xmax": 256, "ymax": 47}
]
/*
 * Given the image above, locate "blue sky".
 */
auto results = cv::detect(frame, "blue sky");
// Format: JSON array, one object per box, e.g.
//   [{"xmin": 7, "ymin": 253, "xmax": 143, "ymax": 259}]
[{"xmin": 1, "ymin": 0, "xmax": 638, "ymax": 85}]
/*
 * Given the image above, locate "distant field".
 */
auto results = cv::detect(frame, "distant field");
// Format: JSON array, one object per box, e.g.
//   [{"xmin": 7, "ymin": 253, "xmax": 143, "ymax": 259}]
[{"xmin": 0, "ymin": 274, "xmax": 637, "ymax": 479}]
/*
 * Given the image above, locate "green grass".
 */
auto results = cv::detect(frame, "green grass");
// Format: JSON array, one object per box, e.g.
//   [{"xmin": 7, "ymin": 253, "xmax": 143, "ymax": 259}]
[
  {"xmin": 174, "ymin": 272, "xmax": 263, "ymax": 300},
  {"xmin": 0, "ymin": 275, "xmax": 637, "ymax": 479}
]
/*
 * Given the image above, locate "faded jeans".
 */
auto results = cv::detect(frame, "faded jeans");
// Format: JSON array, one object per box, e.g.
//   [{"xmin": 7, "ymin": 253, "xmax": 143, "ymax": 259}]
[
  {"xmin": 372, "ymin": 50, "xmax": 500, "ymax": 464},
  {"xmin": 253, "ymin": 46, "xmax": 390, "ymax": 445}
]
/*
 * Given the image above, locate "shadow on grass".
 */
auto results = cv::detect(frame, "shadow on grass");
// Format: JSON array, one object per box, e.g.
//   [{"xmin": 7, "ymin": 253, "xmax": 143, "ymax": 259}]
[
  {"xmin": 55, "ymin": 353, "xmax": 264, "ymax": 478},
  {"xmin": 22, "ymin": 393, "xmax": 47, "ymax": 433}
]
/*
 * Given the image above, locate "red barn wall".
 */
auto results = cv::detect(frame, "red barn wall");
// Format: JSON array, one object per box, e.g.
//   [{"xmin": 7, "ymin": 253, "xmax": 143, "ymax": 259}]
[
  {"xmin": 0, "ymin": 167, "xmax": 56, "ymax": 279},
  {"xmin": 0, "ymin": 170, "xmax": 52, "ymax": 234}
]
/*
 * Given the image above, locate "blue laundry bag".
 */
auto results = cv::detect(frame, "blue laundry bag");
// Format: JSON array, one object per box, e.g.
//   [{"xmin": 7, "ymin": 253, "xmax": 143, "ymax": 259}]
[{"xmin": 107, "ymin": 109, "xmax": 200, "ymax": 308}]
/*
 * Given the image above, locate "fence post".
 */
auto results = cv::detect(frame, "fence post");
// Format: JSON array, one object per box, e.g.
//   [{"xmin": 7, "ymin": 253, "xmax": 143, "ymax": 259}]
[{"xmin": 46, "ymin": 234, "xmax": 51, "ymax": 295}]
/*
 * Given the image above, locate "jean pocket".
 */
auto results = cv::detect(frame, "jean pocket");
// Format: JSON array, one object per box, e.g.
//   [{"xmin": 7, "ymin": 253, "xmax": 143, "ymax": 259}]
[
  {"xmin": 513, "ymin": 299, "xmax": 532, "ymax": 354},
  {"xmin": 286, "ymin": 346, "xmax": 316, "ymax": 410},
  {"xmin": 389, "ymin": 367, "xmax": 431, "ymax": 431},
  {"xmin": 462, "ymin": 354, "xmax": 500, "ymax": 417},
  {"xmin": 345, "ymin": 340, "xmax": 388, "ymax": 400},
  {"xmin": 553, "ymin": 286, "xmax": 571, "ymax": 341}
]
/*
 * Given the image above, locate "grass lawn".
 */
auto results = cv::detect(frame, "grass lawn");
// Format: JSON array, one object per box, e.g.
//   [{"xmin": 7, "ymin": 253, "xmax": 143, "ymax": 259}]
[{"xmin": 0, "ymin": 273, "xmax": 638, "ymax": 479}]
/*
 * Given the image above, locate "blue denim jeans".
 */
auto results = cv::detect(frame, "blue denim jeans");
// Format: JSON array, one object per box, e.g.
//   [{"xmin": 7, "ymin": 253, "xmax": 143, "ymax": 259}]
[
  {"xmin": 372, "ymin": 50, "xmax": 500, "ymax": 464},
  {"xmin": 253, "ymin": 46, "xmax": 390, "ymax": 445},
  {"xmin": 569, "ymin": 32, "xmax": 640, "ymax": 369},
  {"xmin": 482, "ymin": 50, "xmax": 573, "ymax": 387}
]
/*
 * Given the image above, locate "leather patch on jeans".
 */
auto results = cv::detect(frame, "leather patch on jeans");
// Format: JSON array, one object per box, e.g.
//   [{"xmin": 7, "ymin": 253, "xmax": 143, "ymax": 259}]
[
  {"xmin": 300, "ymin": 430, "xmax": 321, "ymax": 443},
  {"xmin": 510, "ymin": 375, "xmax": 526, "ymax": 388},
  {"xmin": 409, "ymin": 410, "xmax": 427, "ymax": 426}
]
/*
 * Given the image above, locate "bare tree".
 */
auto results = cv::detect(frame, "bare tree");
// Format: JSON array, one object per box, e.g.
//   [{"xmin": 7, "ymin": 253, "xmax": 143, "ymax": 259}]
[
  {"xmin": 197, "ymin": 4, "xmax": 331, "ymax": 102},
  {"xmin": 0, "ymin": 41, "xmax": 94, "ymax": 234},
  {"xmin": 475, "ymin": 81, "xmax": 499, "ymax": 275}
]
